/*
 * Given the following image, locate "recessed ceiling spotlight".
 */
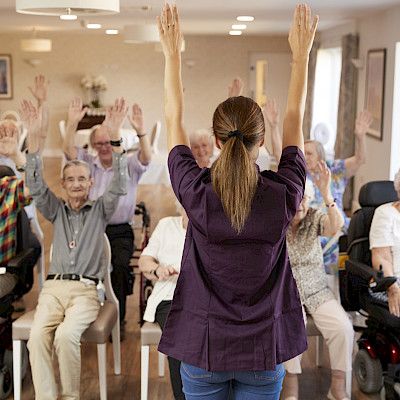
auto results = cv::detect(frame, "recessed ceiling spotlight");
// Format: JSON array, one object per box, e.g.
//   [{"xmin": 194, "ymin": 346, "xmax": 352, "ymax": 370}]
[
  {"xmin": 232, "ymin": 24, "xmax": 247, "ymax": 30},
  {"xmin": 106, "ymin": 29, "xmax": 119, "ymax": 35},
  {"xmin": 60, "ymin": 8, "xmax": 77, "ymax": 20},
  {"xmin": 86, "ymin": 23, "xmax": 102, "ymax": 29},
  {"xmin": 229, "ymin": 30, "xmax": 242, "ymax": 36},
  {"xmin": 237, "ymin": 16, "xmax": 254, "ymax": 22}
]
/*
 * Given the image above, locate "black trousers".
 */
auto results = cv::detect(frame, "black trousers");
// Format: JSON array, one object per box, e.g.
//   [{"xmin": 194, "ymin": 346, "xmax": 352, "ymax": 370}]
[
  {"xmin": 105, "ymin": 223, "xmax": 134, "ymax": 322},
  {"xmin": 155, "ymin": 301, "xmax": 185, "ymax": 400}
]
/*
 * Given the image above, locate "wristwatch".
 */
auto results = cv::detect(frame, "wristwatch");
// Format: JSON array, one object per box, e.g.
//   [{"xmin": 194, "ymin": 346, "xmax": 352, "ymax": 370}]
[{"xmin": 110, "ymin": 138, "xmax": 123, "ymax": 147}]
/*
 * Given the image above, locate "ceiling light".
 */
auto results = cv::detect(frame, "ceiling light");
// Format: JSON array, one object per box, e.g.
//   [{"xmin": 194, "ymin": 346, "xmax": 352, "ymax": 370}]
[
  {"xmin": 124, "ymin": 25, "xmax": 159, "ymax": 43},
  {"xmin": 229, "ymin": 30, "xmax": 242, "ymax": 36},
  {"xmin": 16, "ymin": 0, "xmax": 119, "ymax": 16},
  {"xmin": 237, "ymin": 16, "xmax": 254, "ymax": 22},
  {"xmin": 60, "ymin": 8, "xmax": 77, "ymax": 20},
  {"xmin": 232, "ymin": 24, "xmax": 247, "ymax": 30},
  {"xmin": 86, "ymin": 23, "xmax": 102, "ymax": 29},
  {"xmin": 21, "ymin": 38, "xmax": 52, "ymax": 52},
  {"xmin": 106, "ymin": 29, "xmax": 119, "ymax": 35}
]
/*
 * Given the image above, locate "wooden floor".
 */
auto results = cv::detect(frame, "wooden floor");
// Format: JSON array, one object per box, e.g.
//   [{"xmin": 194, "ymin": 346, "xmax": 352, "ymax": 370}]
[{"xmin": 11, "ymin": 157, "xmax": 380, "ymax": 400}]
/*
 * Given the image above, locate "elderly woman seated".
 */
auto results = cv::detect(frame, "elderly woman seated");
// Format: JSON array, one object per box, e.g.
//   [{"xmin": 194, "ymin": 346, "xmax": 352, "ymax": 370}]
[
  {"xmin": 370, "ymin": 169, "xmax": 400, "ymax": 318},
  {"xmin": 282, "ymin": 162, "xmax": 353, "ymax": 400},
  {"xmin": 189, "ymin": 129, "xmax": 214, "ymax": 168},
  {"xmin": 138, "ymin": 203, "xmax": 188, "ymax": 400}
]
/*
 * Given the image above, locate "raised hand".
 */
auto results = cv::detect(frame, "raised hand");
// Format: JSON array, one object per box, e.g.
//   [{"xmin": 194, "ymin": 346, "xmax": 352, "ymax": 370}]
[
  {"xmin": 228, "ymin": 78, "xmax": 244, "ymax": 97},
  {"xmin": 263, "ymin": 99, "xmax": 280, "ymax": 127},
  {"xmin": 157, "ymin": 3, "xmax": 183, "ymax": 58},
  {"xmin": 29, "ymin": 74, "xmax": 49, "ymax": 105},
  {"xmin": 129, "ymin": 103, "xmax": 144, "ymax": 135},
  {"xmin": 288, "ymin": 4, "xmax": 319, "ymax": 61},
  {"xmin": 67, "ymin": 97, "xmax": 88, "ymax": 128},
  {"xmin": 19, "ymin": 100, "xmax": 42, "ymax": 153},
  {"xmin": 355, "ymin": 110, "xmax": 373, "ymax": 137},
  {"xmin": 103, "ymin": 97, "xmax": 128, "ymax": 140},
  {"xmin": 312, "ymin": 161, "xmax": 332, "ymax": 199},
  {"xmin": 0, "ymin": 123, "xmax": 19, "ymax": 156}
]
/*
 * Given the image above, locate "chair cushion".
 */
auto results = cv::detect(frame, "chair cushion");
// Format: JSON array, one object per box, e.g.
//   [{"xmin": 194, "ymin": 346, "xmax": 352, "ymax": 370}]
[
  {"xmin": 12, "ymin": 310, "xmax": 35, "ymax": 340},
  {"xmin": 82, "ymin": 301, "xmax": 118, "ymax": 343},
  {"xmin": 12, "ymin": 301, "xmax": 118, "ymax": 344},
  {"xmin": 141, "ymin": 322, "xmax": 162, "ymax": 346}
]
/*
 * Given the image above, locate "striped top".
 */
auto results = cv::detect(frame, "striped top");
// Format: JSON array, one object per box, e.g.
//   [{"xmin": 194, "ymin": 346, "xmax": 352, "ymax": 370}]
[{"xmin": 0, "ymin": 176, "xmax": 31, "ymax": 265}]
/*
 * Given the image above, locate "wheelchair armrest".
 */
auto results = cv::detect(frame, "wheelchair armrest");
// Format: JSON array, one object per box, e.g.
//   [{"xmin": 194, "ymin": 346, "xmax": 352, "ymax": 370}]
[
  {"xmin": 345, "ymin": 259, "xmax": 397, "ymax": 293},
  {"xmin": 5, "ymin": 248, "xmax": 36, "ymax": 272}
]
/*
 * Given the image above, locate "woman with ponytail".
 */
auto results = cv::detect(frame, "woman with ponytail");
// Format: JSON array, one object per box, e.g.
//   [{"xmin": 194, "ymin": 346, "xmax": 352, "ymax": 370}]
[{"xmin": 157, "ymin": 4, "xmax": 318, "ymax": 399}]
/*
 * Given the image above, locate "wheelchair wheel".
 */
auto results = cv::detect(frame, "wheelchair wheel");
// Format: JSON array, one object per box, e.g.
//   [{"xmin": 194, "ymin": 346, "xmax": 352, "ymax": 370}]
[
  {"xmin": 0, "ymin": 365, "xmax": 12, "ymax": 400},
  {"xmin": 354, "ymin": 349, "xmax": 383, "ymax": 393}
]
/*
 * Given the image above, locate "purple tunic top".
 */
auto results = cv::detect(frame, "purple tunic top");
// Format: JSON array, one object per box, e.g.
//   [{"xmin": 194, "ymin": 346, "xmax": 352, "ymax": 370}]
[{"xmin": 158, "ymin": 145, "xmax": 307, "ymax": 371}]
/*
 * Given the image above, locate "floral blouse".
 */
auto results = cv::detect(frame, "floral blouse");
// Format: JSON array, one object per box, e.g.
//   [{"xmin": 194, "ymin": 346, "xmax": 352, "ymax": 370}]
[
  {"xmin": 308, "ymin": 159, "xmax": 349, "ymax": 271},
  {"xmin": 287, "ymin": 208, "xmax": 335, "ymax": 313}
]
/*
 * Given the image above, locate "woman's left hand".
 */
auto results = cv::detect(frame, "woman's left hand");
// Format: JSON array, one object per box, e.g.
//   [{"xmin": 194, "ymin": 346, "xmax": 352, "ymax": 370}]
[
  {"xmin": 129, "ymin": 103, "xmax": 144, "ymax": 135},
  {"xmin": 103, "ymin": 97, "xmax": 128, "ymax": 140},
  {"xmin": 157, "ymin": 3, "xmax": 183, "ymax": 58},
  {"xmin": 312, "ymin": 160, "xmax": 332, "ymax": 198}
]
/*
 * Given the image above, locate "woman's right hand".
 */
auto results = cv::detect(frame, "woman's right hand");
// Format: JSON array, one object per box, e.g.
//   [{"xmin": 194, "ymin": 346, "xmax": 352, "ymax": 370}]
[
  {"xmin": 388, "ymin": 284, "xmax": 400, "ymax": 317},
  {"xmin": 263, "ymin": 99, "xmax": 280, "ymax": 128},
  {"xmin": 288, "ymin": 4, "xmax": 318, "ymax": 61},
  {"xmin": 67, "ymin": 97, "xmax": 87, "ymax": 128},
  {"xmin": 157, "ymin": 265, "xmax": 179, "ymax": 281}
]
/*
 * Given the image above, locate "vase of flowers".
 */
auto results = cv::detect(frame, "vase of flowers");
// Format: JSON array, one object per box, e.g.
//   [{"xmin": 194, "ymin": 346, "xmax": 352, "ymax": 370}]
[{"xmin": 80, "ymin": 75, "xmax": 108, "ymax": 108}]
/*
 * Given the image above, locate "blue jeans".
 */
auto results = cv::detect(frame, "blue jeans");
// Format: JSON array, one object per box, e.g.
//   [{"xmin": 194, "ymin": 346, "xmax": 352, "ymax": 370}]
[{"xmin": 180, "ymin": 362, "xmax": 285, "ymax": 400}]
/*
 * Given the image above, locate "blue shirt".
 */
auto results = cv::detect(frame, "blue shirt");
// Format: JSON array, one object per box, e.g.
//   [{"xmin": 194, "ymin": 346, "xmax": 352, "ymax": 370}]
[{"xmin": 158, "ymin": 145, "xmax": 307, "ymax": 371}]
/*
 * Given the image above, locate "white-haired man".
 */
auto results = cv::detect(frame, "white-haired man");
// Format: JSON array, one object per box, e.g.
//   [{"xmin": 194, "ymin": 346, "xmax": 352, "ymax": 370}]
[{"xmin": 22, "ymin": 98, "xmax": 127, "ymax": 400}]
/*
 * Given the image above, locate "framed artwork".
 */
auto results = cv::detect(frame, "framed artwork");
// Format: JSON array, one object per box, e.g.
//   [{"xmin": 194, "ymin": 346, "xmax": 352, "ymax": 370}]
[
  {"xmin": 365, "ymin": 49, "xmax": 386, "ymax": 140},
  {"xmin": 0, "ymin": 55, "xmax": 12, "ymax": 99}
]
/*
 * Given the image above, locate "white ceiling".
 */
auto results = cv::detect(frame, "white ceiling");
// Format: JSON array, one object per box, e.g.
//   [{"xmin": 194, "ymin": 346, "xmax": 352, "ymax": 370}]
[{"xmin": 1, "ymin": 0, "xmax": 400, "ymax": 35}]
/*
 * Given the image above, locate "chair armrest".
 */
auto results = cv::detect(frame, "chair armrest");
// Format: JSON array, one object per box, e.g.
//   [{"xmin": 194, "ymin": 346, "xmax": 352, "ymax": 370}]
[
  {"xmin": 345, "ymin": 259, "xmax": 397, "ymax": 292},
  {"xmin": 5, "ymin": 248, "xmax": 36, "ymax": 273}
]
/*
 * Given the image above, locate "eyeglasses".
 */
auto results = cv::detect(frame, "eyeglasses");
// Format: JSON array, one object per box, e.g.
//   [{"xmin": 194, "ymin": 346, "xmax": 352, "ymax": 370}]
[{"xmin": 93, "ymin": 141, "xmax": 111, "ymax": 148}]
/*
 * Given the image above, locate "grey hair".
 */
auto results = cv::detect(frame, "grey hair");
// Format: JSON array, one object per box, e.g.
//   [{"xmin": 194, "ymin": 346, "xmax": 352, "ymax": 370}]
[
  {"xmin": 89, "ymin": 124, "xmax": 103, "ymax": 147},
  {"xmin": 394, "ymin": 169, "xmax": 400, "ymax": 195},
  {"xmin": 62, "ymin": 160, "xmax": 91, "ymax": 179},
  {"xmin": 189, "ymin": 128, "xmax": 214, "ymax": 147},
  {"xmin": 305, "ymin": 139, "xmax": 326, "ymax": 161}
]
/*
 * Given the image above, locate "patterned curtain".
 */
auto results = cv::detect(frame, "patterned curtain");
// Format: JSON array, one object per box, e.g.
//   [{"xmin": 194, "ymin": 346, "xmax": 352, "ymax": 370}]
[
  {"xmin": 303, "ymin": 41, "xmax": 320, "ymax": 139},
  {"xmin": 335, "ymin": 34, "xmax": 359, "ymax": 210}
]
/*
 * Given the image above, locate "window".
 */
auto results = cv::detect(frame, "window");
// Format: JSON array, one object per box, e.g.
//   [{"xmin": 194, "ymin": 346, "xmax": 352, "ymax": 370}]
[
  {"xmin": 311, "ymin": 47, "xmax": 342, "ymax": 160},
  {"xmin": 390, "ymin": 42, "xmax": 400, "ymax": 179}
]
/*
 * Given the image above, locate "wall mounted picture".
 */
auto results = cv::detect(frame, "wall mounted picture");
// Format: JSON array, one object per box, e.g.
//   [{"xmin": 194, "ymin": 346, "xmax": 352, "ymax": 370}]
[
  {"xmin": 365, "ymin": 49, "xmax": 386, "ymax": 140},
  {"xmin": 0, "ymin": 55, "xmax": 12, "ymax": 99}
]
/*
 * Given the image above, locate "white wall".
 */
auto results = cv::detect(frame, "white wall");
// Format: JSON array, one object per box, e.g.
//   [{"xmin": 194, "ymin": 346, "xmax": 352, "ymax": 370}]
[
  {"xmin": 0, "ymin": 32, "xmax": 291, "ymax": 155},
  {"xmin": 320, "ymin": 4, "xmax": 400, "ymax": 205}
]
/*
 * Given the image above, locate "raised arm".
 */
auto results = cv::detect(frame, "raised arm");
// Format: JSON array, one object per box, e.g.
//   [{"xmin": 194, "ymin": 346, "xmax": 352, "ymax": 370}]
[
  {"xmin": 263, "ymin": 99, "xmax": 282, "ymax": 161},
  {"xmin": 20, "ymin": 100, "xmax": 60, "ymax": 222},
  {"xmin": 29, "ymin": 74, "xmax": 49, "ymax": 152},
  {"xmin": 100, "ymin": 98, "xmax": 128, "ymax": 220},
  {"xmin": 283, "ymin": 4, "xmax": 318, "ymax": 152},
  {"xmin": 228, "ymin": 77, "xmax": 244, "ymax": 97},
  {"xmin": 313, "ymin": 161, "xmax": 344, "ymax": 236},
  {"xmin": 128, "ymin": 103, "xmax": 152, "ymax": 164},
  {"xmin": 157, "ymin": 4, "xmax": 189, "ymax": 151},
  {"xmin": 344, "ymin": 110, "xmax": 372, "ymax": 178},
  {"xmin": 62, "ymin": 98, "xmax": 88, "ymax": 160}
]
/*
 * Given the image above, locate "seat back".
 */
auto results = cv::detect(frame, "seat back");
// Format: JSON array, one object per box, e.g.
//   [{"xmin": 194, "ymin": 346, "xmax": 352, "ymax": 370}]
[
  {"xmin": 340, "ymin": 181, "xmax": 398, "ymax": 311},
  {"xmin": 150, "ymin": 121, "xmax": 161, "ymax": 154}
]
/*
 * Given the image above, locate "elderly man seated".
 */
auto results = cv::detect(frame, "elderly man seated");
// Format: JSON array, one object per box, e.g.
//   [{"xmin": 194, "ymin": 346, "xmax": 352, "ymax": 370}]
[
  {"xmin": 370, "ymin": 169, "xmax": 400, "ymax": 318},
  {"xmin": 21, "ymin": 99, "xmax": 127, "ymax": 400},
  {"xmin": 63, "ymin": 98, "xmax": 151, "ymax": 337}
]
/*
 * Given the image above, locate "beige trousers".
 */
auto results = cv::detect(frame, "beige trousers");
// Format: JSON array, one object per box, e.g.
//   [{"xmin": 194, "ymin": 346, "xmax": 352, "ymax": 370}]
[
  {"xmin": 284, "ymin": 299, "xmax": 354, "ymax": 374},
  {"xmin": 28, "ymin": 280, "xmax": 100, "ymax": 400}
]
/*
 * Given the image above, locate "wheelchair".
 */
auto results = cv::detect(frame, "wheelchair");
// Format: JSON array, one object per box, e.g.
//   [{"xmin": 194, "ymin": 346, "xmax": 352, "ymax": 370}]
[
  {"xmin": 339, "ymin": 181, "xmax": 400, "ymax": 399},
  {"xmin": 0, "ymin": 209, "xmax": 41, "ymax": 399}
]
